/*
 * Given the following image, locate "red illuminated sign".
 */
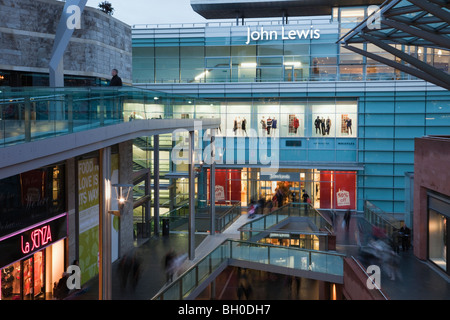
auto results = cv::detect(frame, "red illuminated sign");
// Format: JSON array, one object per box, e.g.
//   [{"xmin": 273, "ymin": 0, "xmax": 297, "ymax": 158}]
[
  {"xmin": 0, "ymin": 213, "xmax": 67, "ymax": 269},
  {"xmin": 20, "ymin": 225, "xmax": 53, "ymax": 254}
]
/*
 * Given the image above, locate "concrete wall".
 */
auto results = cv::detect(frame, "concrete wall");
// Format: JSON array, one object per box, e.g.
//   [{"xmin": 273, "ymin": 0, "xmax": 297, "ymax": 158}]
[
  {"xmin": 0, "ymin": 0, "xmax": 132, "ymax": 83},
  {"xmin": 413, "ymin": 136, "xmax": 450, "ymax": 260}
]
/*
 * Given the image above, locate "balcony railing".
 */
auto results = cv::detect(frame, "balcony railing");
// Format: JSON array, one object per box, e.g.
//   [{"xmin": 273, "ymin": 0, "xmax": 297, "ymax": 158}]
[
  {"xmin": 152, "ymin": 238, "xmax": 345, "ymax": 300},
  {"xmin": 0, "ymin": 86, "xmax": 217, "ymax": 148}
]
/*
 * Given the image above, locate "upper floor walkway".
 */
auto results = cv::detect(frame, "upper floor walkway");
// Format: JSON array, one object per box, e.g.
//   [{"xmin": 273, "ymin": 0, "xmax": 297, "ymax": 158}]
[{"xmin": 0, "ymin": 86, "xmax": 221, "ymax": 179}]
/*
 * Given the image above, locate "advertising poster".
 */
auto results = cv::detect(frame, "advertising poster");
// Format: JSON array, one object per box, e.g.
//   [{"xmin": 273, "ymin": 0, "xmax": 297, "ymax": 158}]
[{"xmin": 78, "ymin": 158, "xmax": 99, "ymax": 285}]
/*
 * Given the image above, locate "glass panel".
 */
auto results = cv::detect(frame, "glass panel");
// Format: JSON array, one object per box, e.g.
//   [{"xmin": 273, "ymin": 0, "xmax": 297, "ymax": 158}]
[
  {"xmin": 1, "ymin": 261, "xmax": 21, "ymax": 300},
  {"xmin": 33, "ymin": 251, "xmax": 45, "ymax": 300},
  {"xmin": 182, "ymin": 268, "xmax": 196, "ymax": 297},
  {"xmin": 429, "ymin": 209, "xmax": 447, "ymax": 271},
  {"xmin": 163, "ymin": 281, "xmax": 180, "ymax": 300}
]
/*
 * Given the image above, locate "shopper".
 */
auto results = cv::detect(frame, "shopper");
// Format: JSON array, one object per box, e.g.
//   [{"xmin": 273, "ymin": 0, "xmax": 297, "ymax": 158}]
[
  {"xmin": 164, "ymin": 249, "xmax": 176, "ymax": 282},
  {"xmin": 344, "ymin": 209, "xmax": 351, "ymax": 231}
]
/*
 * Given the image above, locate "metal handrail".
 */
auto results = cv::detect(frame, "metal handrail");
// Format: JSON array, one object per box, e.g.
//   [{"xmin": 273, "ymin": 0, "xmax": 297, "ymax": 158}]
[{"xmin": 350, "ymin": 256, "xmax": 389, "ymax": 300}]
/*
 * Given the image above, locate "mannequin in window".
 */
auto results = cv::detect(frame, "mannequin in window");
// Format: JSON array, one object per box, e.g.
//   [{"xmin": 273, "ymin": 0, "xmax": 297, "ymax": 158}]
[
  {"xmin": 271, "ymin": 117, "xmax": 277, "ymax": 136},
  {"xmin": 321, "ymin": 117, "xmax": 326, "ymax": 135},
  {"xmin": 242, "ymin": 117, "xmax": 247, "ymax": 136},
  {"xmin": 233, "ymin": 117, "xmax": 238, "ymax": 135},
  {"xmin": 326, "ymin": 117, "xmax": 331, "ymax": 135},
  {"xmin": 294, "ymin": 116, "xmax": 300, "ymax": 134},
  {"xmin": 314, "ymin": 116, "xmax": 321, "ymax": 134},
  {"xmin": 266, "ymin": 117, "xmax": 272, "ymax": 135},
  {"xmin": 346, "ymin": 118, "xmax": 352, "ymax": 135},
  {"xmin": 260, "ymin": 117, "xmax": 266, "ymax": 136},
  {"xmin": 237, "ymin": 116, "xmax": 242, "ymax": 135}
]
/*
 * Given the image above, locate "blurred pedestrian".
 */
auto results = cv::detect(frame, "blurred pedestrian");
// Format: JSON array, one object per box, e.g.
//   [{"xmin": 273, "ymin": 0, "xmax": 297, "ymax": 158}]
[
  {"xmin": 400, "ymin": 224, "xmax": 411, "ymax": 251},
  {"xmin": 344, "ymin": 209, "xmax": 351, "ymax": 231},
  {"xmin": 119, "ymin": 253, "xmax": 132, "ymax": 289},
  {"xmin": 164, "ymin": 249, "xmax": 176, "ymax": 282},
  {"xmin": 391, "ymin": 228, "xmax": 401, "ymax": 254},
  {"xmin": 131, "ymin": 251, "xmax": 142, "ymax": 290}
]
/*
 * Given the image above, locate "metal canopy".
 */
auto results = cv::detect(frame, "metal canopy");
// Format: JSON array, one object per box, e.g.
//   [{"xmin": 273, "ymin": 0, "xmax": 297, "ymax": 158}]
[
  {"xmin": 191, "ymin": 0, "xmax": 384, "ymax": 19},
  {"xmin": 339, "ymin": 0, "xmax": 450, "ymax": 90}
]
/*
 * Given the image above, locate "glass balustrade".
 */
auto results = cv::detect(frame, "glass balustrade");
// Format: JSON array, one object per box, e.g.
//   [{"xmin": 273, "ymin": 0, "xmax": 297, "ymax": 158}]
[
  {"xmin": 153, "ymin": 239, "xmax": 344, "ymax": 300},
  {"xmin": 0, "ymin": 86, "xmax": 219, "ymax": 148}
]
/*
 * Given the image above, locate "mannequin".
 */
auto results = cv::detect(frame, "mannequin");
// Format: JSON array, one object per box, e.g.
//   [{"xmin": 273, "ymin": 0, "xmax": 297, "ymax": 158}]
[{"xmin": 326, "ymin": 117, "xmax": 331, "ymax": 135}]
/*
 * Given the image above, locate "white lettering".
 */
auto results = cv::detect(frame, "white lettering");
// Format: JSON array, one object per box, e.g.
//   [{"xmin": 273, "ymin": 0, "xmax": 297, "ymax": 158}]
[
  {"xmin": 66, "ymin": 5, "xmax": 81, "ymax": 30},
  {"xmin": 246, "ymin": 26, "xmax": 321, "ymax": 45},
  {"xmin": 66, "ymin": 265, "xmax": 81, "ymax": 290}
]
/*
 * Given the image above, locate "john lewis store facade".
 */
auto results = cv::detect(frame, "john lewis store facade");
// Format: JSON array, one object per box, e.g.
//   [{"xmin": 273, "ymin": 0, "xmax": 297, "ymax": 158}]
[{"xmin": 132, "ymin": 7, "xmax": 450, "ymax": 214}]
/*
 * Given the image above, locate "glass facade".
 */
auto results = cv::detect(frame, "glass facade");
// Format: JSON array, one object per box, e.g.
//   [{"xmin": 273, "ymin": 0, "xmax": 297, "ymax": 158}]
[
  {"xmin": 131, "ymin": 6, "xmax": 450, "ymax": 214},
  {"xmin": 132, "ymin": 7, "xmax": 449, "ymax": 84}
]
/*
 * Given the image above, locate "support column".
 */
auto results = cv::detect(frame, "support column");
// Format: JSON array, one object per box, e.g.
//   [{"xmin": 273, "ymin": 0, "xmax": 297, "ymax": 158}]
[
  {"xmin": 189, "ymin": 130, "xmax": 196, "ymax": 260},
  {"xmin": 210, "ymin": 129, "xmax": 216, "ymax": 235},
  {"xmin": 24, "ymin": 97, "xmax": 31, "ymax": 142},
  {"xmin": 154, "ymin": 135, "xmax": 160, "ymax": 236},
  {"xmin": 99, "ymin": 147, "xmax": 112, "ymax": 300}
]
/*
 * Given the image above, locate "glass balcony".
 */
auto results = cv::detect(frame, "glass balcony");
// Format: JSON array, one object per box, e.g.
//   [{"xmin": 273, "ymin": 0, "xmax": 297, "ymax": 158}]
[
  {"xmin": 0, "ymin": 86, "xmax": 218, "ymax": 148},
  {"xmin": 153, "ymin": 238, "xmax": 345, "ymax": 300}
]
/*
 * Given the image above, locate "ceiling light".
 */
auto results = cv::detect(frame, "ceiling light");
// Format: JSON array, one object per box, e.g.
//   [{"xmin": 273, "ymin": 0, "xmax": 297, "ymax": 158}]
[{"xmin": 240, "ymin": 62, "xmax": 257, "ymax": 68}]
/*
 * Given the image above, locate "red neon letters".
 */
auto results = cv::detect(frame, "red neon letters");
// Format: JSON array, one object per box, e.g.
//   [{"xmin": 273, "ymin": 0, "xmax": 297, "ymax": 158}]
[{"xmin": 21, "ymin": 225, "xmax": 52, "ymax": 254}]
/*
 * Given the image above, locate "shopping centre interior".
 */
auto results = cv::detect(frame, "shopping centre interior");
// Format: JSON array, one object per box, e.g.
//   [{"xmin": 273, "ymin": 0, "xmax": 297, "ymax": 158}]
[{"xmin": 0, "ymin": 0, "xmax": 449, "ymax": 302}]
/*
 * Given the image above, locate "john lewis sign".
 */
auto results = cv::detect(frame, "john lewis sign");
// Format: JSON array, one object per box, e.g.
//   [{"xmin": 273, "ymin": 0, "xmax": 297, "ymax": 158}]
[{"xmin": 246, "ymin": 26, "xmax": 321, "ymax": 45}]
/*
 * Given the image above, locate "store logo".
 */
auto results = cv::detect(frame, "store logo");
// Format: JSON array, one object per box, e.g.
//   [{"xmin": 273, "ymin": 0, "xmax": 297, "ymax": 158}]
[
  {"xmin": 246, "ymin": 26, "xmax": 321, "ymax": 45},
  {"xmin": 21, "ymin": 225, "xmax": 52, "ymax": 254},
  {"xmin": 269, "ymin": 174, "xmax": 290, "ymax": 180},
  {"xmin": 366, "ymin": 265, "xmax": 381, "ymax": 290}
]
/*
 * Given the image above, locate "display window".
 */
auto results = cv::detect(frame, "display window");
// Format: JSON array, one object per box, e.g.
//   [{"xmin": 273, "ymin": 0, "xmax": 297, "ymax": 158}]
[
  {"xmin": 1, "ymin": 240, "xmax": 65, "ymax": 300},
  {"xmin": 310, "ymin": 101, "xmax": 357, "ymax": 138},
  {"xmin": 280, "ymin": 104, "xmax": 305, "ymax": 137},
  {"xmin": 311, "ymin": 103, "xmax": 336, "ymax": 138},
  {"xmin": 173, "ymin": 104, "xmax": 195, "ymax": 119},
  {"xmin": 336, "ymin": 102, "xmax": 357, "ymax": 138},
  {"xmin": 123, "ymin": 102, "xmax": 164, "ymax": 121},
  {"xmin": 428, "ymin": 195, "xmax": 450, "ymax": 274},
  {"xmin": 256, "ymin": 104, "xmax": 280, "ymax": 138},
  {"xmin": 226, "ymin": 104, "xmax": 251, "ymax": 137},
  {"xmin": 428, "ymin": 210, "xmax": 447, "ymax": 271}
]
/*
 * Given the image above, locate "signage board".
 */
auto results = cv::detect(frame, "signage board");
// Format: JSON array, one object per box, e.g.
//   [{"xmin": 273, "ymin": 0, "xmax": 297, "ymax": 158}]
[
  {"xmin": 0, "ymin": 213, "xmax": 67, "ymax": 269},
  {"xmin": 246, "ymin": 26, "xmax": 321, "ymax": 45}
]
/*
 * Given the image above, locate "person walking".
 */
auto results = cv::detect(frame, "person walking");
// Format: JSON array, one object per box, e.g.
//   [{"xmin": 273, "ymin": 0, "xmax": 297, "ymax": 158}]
[
  {"xmin": 109, "ymin": 68, "xmax": 123, "ymax": 86},
  {"xmin": 344, "ymin": 209, "xmax": 351, "ymax": 231}
]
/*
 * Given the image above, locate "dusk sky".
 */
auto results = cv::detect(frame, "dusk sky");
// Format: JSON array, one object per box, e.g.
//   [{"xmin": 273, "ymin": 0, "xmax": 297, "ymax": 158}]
[{"xmin": 86, "ymin": 0, "xmax": 207, "ymax": 26}]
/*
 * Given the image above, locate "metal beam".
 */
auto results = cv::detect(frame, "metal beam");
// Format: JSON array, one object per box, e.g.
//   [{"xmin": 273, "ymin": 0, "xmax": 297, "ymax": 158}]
[
  {"xmin": 210, "ymin": 129, "xmax": 216, "ymax": 236},
  {"xmin": 188, "ymin": 130, "xmax": 196, "ymax": 260},
  {"xmin": 343, "ymin": 45, "xmax": 450, "ymax": 90},
  {"xmin": 382, "ymin": 17, "xmax": 450, "ymax": 50},
  {"xmin": 154, "ymin": 135, "xmax": 160, "ymax": 236},
  {"xmin": 407, "ymin": 0, "xmax": 450, "ymax": 25},
  {"xmin": 359, "ymin": 32, "xmax": 450, "ymax": 87}
]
